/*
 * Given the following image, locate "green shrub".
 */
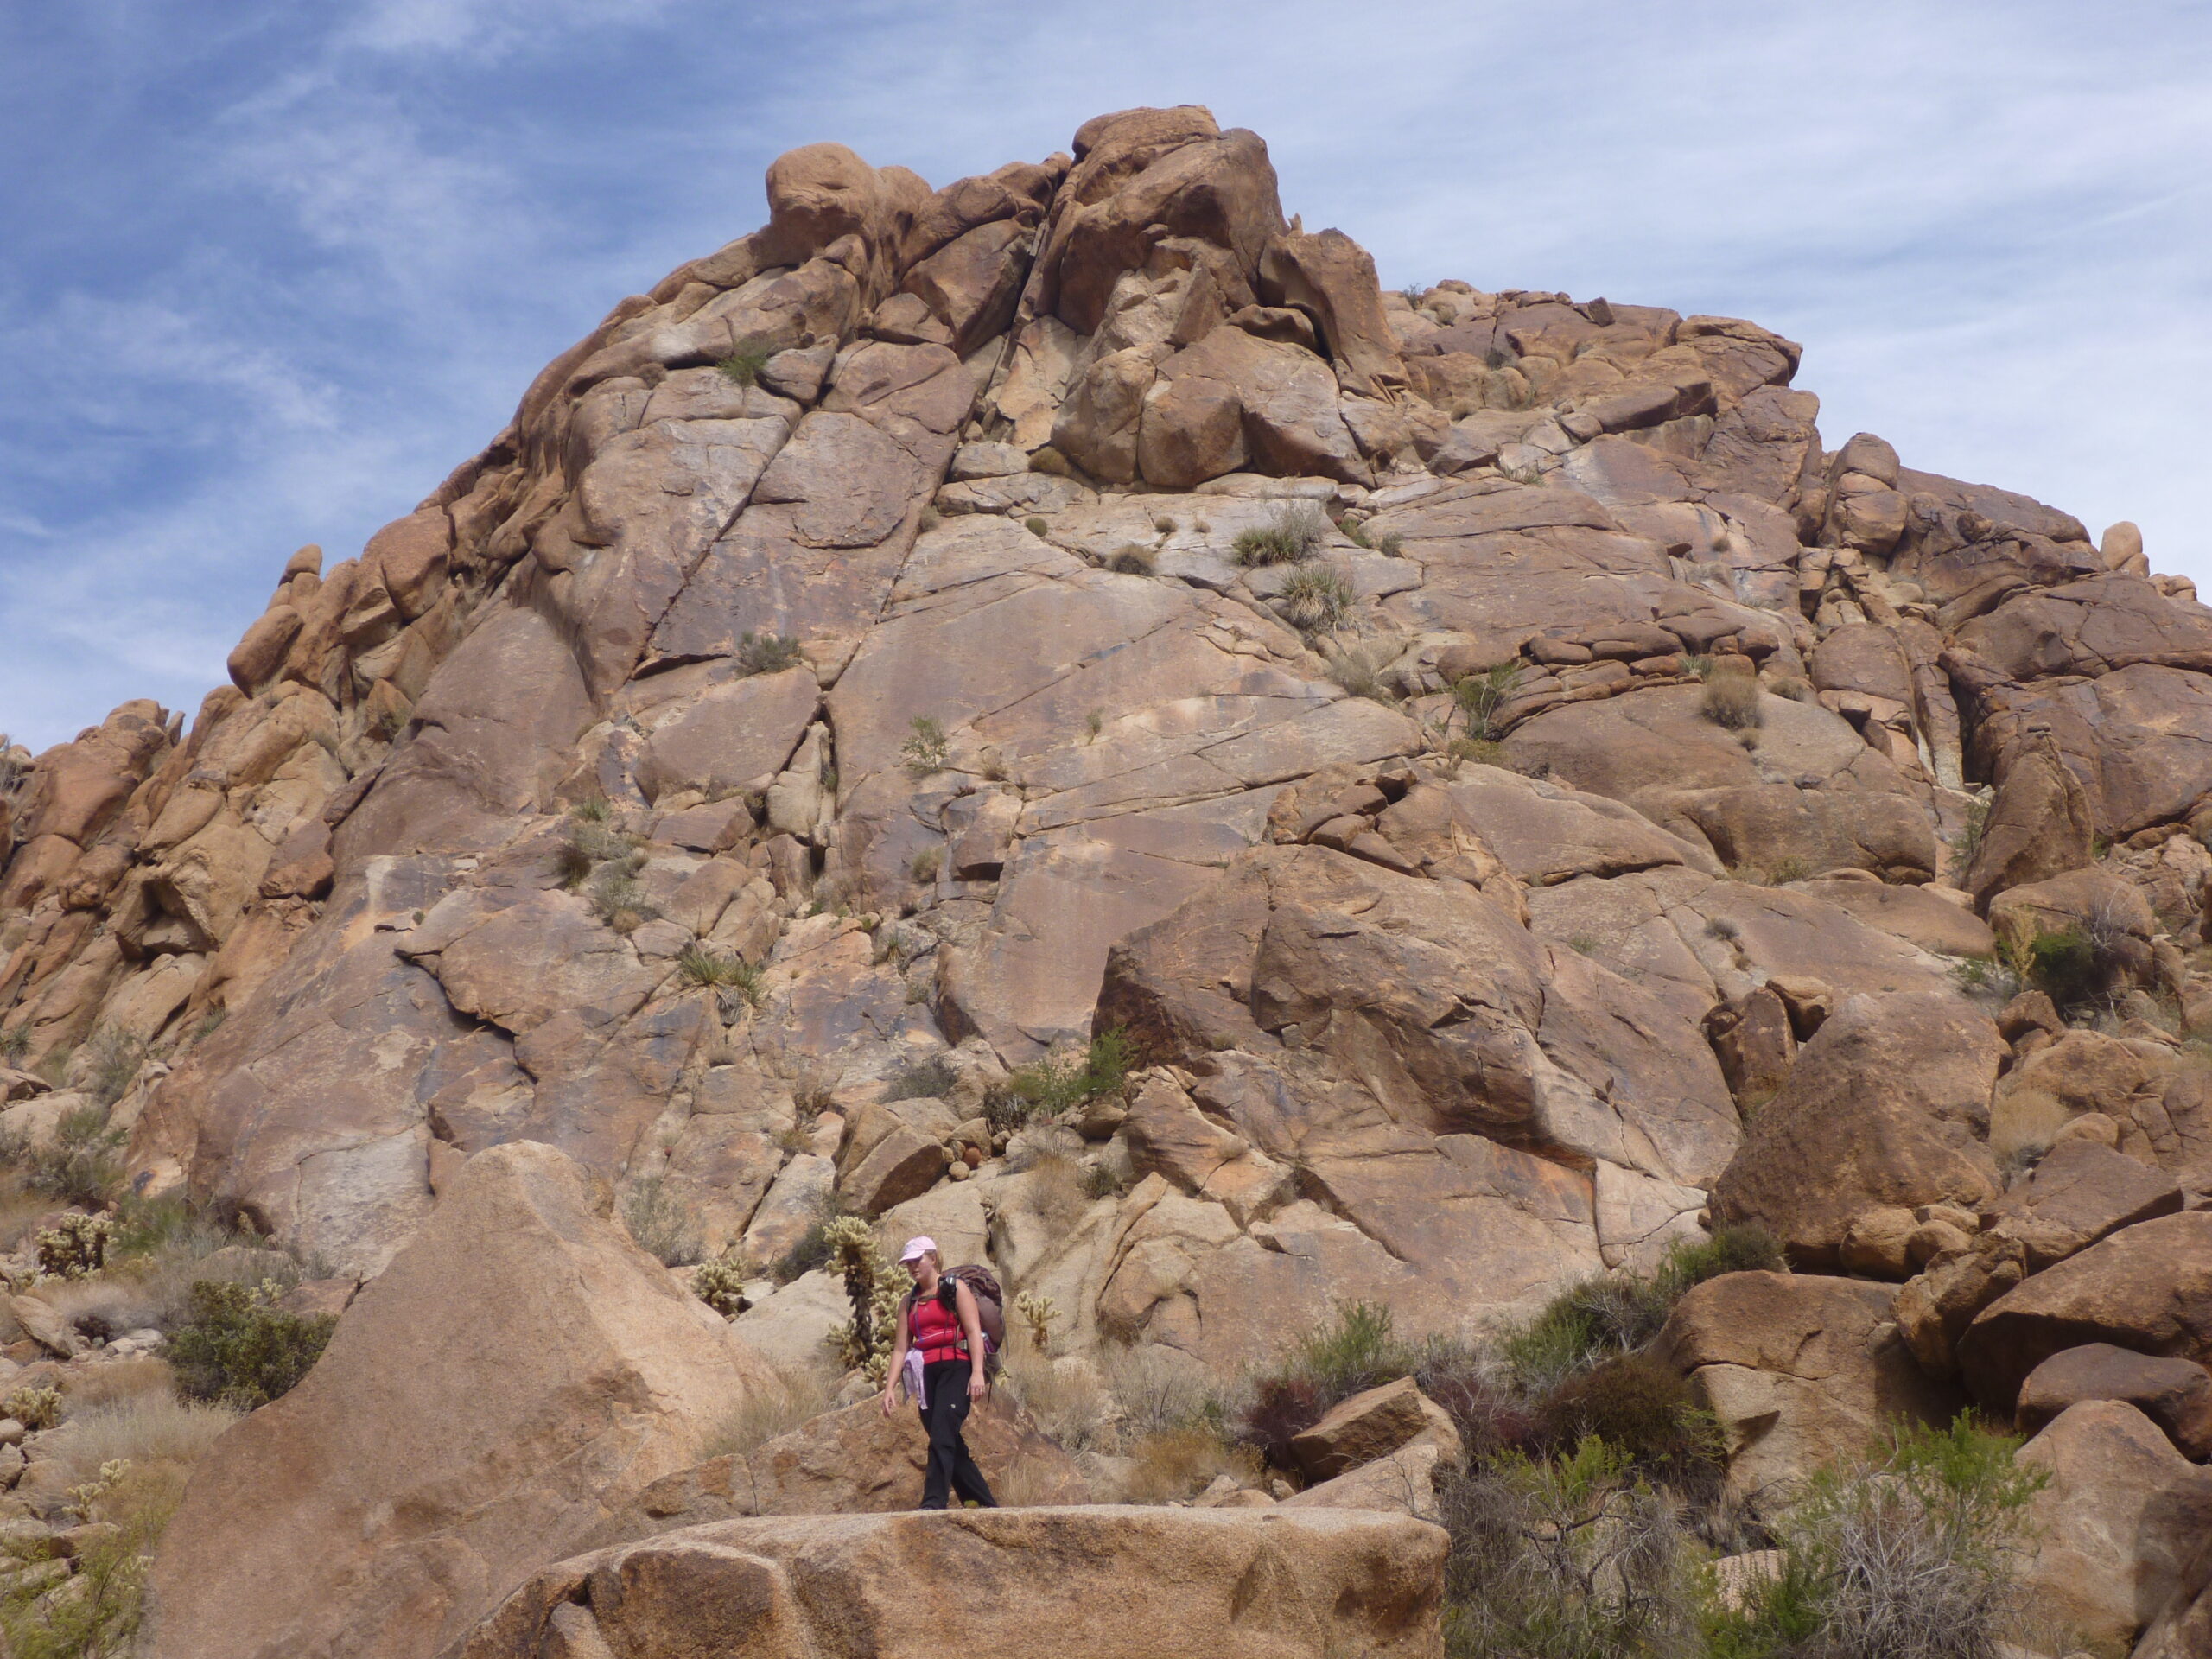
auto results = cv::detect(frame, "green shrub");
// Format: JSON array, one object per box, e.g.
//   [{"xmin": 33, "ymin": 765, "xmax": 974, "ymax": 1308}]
[
  {"xmin": 900, "ymin": 716, "xmax": 950, "ymax": 775},
  {"xmin": 715, "ymin": 345, "xmax": 772, "ymax": 387},
  {"xmin": 2025, "ymin": 927, "xmax": 2099, "ymax": 1007},
  {"xmin": 1708, "ymin": 1415, "xmax": 2049, "ymax": 1659},
  {"xmin": 22, "ymin": 1106, "xmax": 124, "ymax": 1209},
  {"xmin": 734, "ymin": 632, "xmax": 804, "ymax": 676},
  {"xmin": 1453, "ymin": 663, "xmax": 1522, "ymax": 741},
  {"xmin": 168, "ymin": 1280, "xmax": 335, "ymax": 1410},
  {"xmin": 0, "ymin": 1460, "xmax": 169, "ymax": 1659},
  {"xmin": 1374, "ymin": 531, "xmax": 1404, "ymax": 558},
  {"xmin": 1536, "ymin": 1353, "xmax": 1722, "ymax": 1483},
  {"xmin": 569, "ymin": 796, "xmax": 611, "ymax": 823},
  {"xmin": 1024, "ymin": 516, "xmax": 1050, "ymax": 537},
  {"xmin": 677, "ymin": 946, "xmax": 760, "ymax": 1005},
  {"xmin": 1439, "ymin": 1437, "xmax": 1700, "ymax": 1659},
  {"xmin": 622, "ymin": 1177, "xmax": 702, "ymax": 1268},
  {"xmin": 84, "ymin": 1027, "xmax": 144, "ymax": 1108},
  {"xmin": 1006, "ymin": 1028, "xmax": 1136, "ymax": 1116}
]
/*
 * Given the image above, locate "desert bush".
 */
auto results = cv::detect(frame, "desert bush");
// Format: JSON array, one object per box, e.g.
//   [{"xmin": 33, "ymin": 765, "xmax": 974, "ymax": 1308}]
[
  {"xmin": 22, "ymin": 1106, "xmax": 124, "ymax": 1209},
  {"xmin": 1536, "ymin": 1353, "xmax": 1722, "ymax": 1484},
  {"xmin": 1001, "ymin": 1350, "xmax": 1109, "ymax": 1455},
  {"xmin": 0, "ymin": 1465, "xmax": 170, "ymax": 1659},
  {"xmin": 622, "ymin": 1177, "xmax": 702, "ymax": 1267},
  {"xmin": 569, "ymin": 796, "xmax": 611, "ymax": 823},
  {"xmin": 1439, "ymin": 1436, "xmax": 1700, "ymax": 1659},
  {"xmin": 1453, "ymin": 662, "xmax": 1522, "ymax": 741},
  {"xmin": 1700, "ymin": 658, "xmax": 1764, "ymax": 731},
  {"xmin": 772, "ymin": 1196, "xmax": 849, "ymax": 1283},
  {"xmin": 734, "ymin": 631, "xmax": 804, "ymax": 676},
  {"xmin": 715, "ymin": 344, "xmax": 771, "ymax": 386},
  {"xmin": 1005, "ymin": 1028, "xmax": 1135, "ymax": 1116},
  {"xmin": 1949, "ymin": 795, "xmax": 1989, "ymax": 869},
  {"xmin": 55, "ymin": 1358, "xmax": 172, "ymax": 1419},
  {"xmin": 587, "ymin": 855, "xmax": 658, "ymax": 932},
  {"xmin": 700, "ymin": 1365, "xmax": 835, "ymax": 1460},
  {"xmin": 39, "ymin": 1395, "xmax": 238, "ymax": 1487},
  {"xmin": 83, "ymin": 1027, "xmax": 144, "ymax": 1109},
  {"xmin": 36, "ymin": 1214, "xmax": 113, "ymax": 1280},
  {"xmin": 884, "ymin": 1055, "xmax": 957, "ymax": 1102},
  {"xmin": 900, "ymin": 716, "xmax": 950, "ymax": 775},
  {"xmin": 1023, "ymin": 515, "xmax": 1050, "ymax": 536},
  {"xmin": 676, "ymin": 945, "xmax": 760, "ymax": 1006},
  {"xmin": 167, "ymin": 1280, "xmax": 334, "ymax": 1410},
  {"xmin": 1016, "ymin": 1151, "xmax": 1090, "ymax": 1232},
  {"xmin": 1122, "ymin": 1426, "xmax": 1258, "ymax": 1504},
  {"xmin": 1107, "ymin": 543, "xmax": 1154, "ymax": 575},
  {"xmin": 1230, "ymin": 503, "xmax": 1328, "ymax": 567},
  {"xmin": 1236, "ymin": 1300, "xmax": 1438, "ymax": 1465},
  {"xmin": 1098, "ymin": 1343, "xmax": 1218, "ymax": 1440},
  {"xmin": 1279, "ymin": 566, "xmax": 1354, "ymax": 632},
  {"xmin": 1710, "ymin": 1416, "xmax": 2049, "ymax": 1659}
]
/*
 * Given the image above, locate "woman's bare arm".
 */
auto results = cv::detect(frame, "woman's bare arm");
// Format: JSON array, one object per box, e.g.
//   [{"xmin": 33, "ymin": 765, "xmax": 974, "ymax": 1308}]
[
  {"xmin": 880, "ymin": 1292, "xmax": 912, "ymax": 1416},
  {"xmin": 955, "ymin": 1281, "xmax": 988, "ymax": 1402}
]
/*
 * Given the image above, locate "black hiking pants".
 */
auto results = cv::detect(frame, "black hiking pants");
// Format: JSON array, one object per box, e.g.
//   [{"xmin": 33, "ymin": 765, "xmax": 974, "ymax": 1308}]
[{"xmin": 917, "ymin": 1359, "xmax": 997, "ymax": 1510}]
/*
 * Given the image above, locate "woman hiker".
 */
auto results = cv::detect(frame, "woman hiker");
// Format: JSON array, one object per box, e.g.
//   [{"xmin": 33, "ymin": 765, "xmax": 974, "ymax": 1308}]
[{"xmin": 881, "ymin": 1235, "xmax": 998, "ymax": 1510}]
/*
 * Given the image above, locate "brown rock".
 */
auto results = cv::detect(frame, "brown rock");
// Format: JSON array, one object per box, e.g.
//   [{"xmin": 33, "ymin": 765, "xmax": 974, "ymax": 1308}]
[
  {"xmin": 1708, "ymin": 990, "xmax": 2003, "ymax": 1267},
  {"xmin": 1255, "ymin": 227, "xmax": 1407, "ymax": 397},
  {"xmin": 1280, "ymin": 1440, "xmax": 1446, "ymax": 1516},
  {"xmin": 2015, "ymin": 1401, "xmax": 2212, "ymax": 1652},
  {"xmin": 635, "ymin": 668, "xmax": 819, "ymax": 805},
  {"xmin": 1986, "ymin": 1136, "xmax": 2181, "ymax": 1270},
  {"xmin": 1894, "ymin": 1235, "xmax": 2026, "ymax": 1380},
  {"xmin": 145, "ymin": 1141, "xmax": 775, "ymax": 1659},
  {"xmin": 621, "ymin": 1395, "xmax": 1089, "ymax": 1527},
  {"xmin": 2018, "ymin": 1343, "xmax": 2212, "ymax": 1458},
  {"xmin": 1958, "ymin": 1211, "xmax": 2212, "ymax": 1408},
  {"xmin": 459, "ymin": 1507, "xmax": 1446, "ymax": 1659},
  {"xmin": 1964, "ymin": 730, "xmax": 2096, "ymax": 905},
  {"xmin": 1288, "ymin": 1376, "xmax": 1462, "ymax": 1481},
  {"xmin": 1656, "ymin": 1271, "xmax": 1956, "ymax": 1509}
]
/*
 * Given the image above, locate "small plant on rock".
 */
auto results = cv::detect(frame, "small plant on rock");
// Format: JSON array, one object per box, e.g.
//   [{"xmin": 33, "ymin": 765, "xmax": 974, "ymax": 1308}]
[
  {"xmin": 1280, "ymin": 566, "xmax": 1354, "ymax": 632},
  {"xmin": 885, "ymin": 1055, "xmax": 957, "ymax": 1102},
  {"xmin": 622, "ymin": 1177, "xmax": 702, "ymax": 1268},
  {"xmin": 1453, "ymin": 663, "xmax": 1522, "ymax": 742},
  {"xmin": 1231, "ymin": 502, "xmax": 1328, "ymax": 567},
  {"xmin": 734, "ymin": 631, "xmax": 804, "ymax": 676},
  {"xmin": 569, "ymin": 797, "xmax": 611, "ymax": 824},
  {"xmin": 168, "ymin": 1280, "xmax": 335, "ymax": 1410},
  {"xmin": 1326, "ymin": 641, "xmax": 1402, "ymax": 705},
  {"xmin": 1107, "ymin": 544, "xmax": 1154, "ymax": 575},
  {"xmin": 85, "ymin": 1026, "xmax": 145, "ymax": 1108},
  {"xmin": 1698, "ymin": 656, "xmax": 1763, "ymax": 731},
  {"xmin": 715, "ymin": 344, "xmax": 772, "ymax": 387},
  {"xmin": 1006, "ymin": 1027, "xmax": 1137, "ymax": 1116},
  {"xmin": 1014, "ymin": 1289, "xmax": 1059, "ymax": 1354},
  {"xmin": 901, "ymin": 716, "xmax": 950, "ymax": 776},
  {"xmin": 677, "ymin": 944, "xmax": 759, "ymax": 1002}
]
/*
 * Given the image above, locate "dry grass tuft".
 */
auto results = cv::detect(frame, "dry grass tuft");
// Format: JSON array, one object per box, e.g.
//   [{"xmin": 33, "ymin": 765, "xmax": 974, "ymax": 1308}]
[
  {"xmin": 62, "ymin": 1357, "xmax": 175, "ymax": 1415},
  {"xmin": 38, "ymin": 1395, "xmax": 241, "ymax": 1486},
  {"xmin": 1001, "ymin": 1351, "xmax": 1112, "ymax": 1456},
  {"xmin": 1019, "ymin": 1151, "xmax": 1092, "ymax": 1233},
  {"xmin": 1121, "ymin": 1427, "xmax": 1259, "ymax": 1504},
  {"xmin": 700, "ymin": 1366, "xmax": 837, "ymax": 1462},
  {"xmin": 1699, "ymin": 658, "xmax": 1763, "ymax": 731}
]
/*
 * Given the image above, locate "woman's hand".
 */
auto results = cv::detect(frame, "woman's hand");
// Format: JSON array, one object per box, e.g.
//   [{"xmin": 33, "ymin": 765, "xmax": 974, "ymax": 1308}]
[
  {"xmin": 967, "ymin": 1370, "xmax": 987, "ymax": 1405},
  {"xmin": 880, "ymin": 1382, "xmax": 899, "ymax": 1418}
]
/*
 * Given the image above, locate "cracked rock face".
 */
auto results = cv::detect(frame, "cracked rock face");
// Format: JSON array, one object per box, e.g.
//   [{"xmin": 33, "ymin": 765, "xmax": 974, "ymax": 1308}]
[{"xmin": 7, "ymin": 113, "xmax": 2212, "ymax": 1630}]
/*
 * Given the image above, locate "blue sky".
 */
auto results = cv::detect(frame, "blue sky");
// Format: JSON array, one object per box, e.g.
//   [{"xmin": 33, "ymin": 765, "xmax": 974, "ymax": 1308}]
[{"xmin": 3, "ymin": 0, "xmax": 2207, "ymax": 752}]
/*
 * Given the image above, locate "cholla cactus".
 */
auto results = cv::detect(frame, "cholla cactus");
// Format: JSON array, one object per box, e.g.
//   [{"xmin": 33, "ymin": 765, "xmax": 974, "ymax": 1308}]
[
  {"xmin": 3, "ymin": 1385, "xmax": 60, "ymax": 1431},
  {"xmin": 692, "ymin": 1253, "xmax": 750, "ymax": 1319},
  {"xmin": 1014, "ymin": 1288, "xmax": 1059, "ymax": 1354},
  {"xmin": 35, "ymin": 1212, "xmax": 111, "ymax": 1280},
  {"xmin": 822, "ymin": 1217, "xmax": 903, "ymax": 1384},
  {"xmin": 66, "ymin": 1459, "xmax": 130, "ymax": 1522}
]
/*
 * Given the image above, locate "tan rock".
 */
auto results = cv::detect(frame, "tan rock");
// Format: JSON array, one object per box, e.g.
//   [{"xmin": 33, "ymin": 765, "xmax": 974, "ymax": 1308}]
[
  {"xmin": 1656, "ymin": 1271, "xmax": 1956, "ymax": 1510},
  {"xmin": 1708, "ymin": 990, "xmax": 2003, "ymax": 1267},
  {"xmin": 459, "ymin": 1506, "xmax": 1446, "ymax": 1659},
  {"xmin": 145, "ymin": 1141, "xmax": 775, "ymax": 1659},
  {"xmin": 2015, "ymin": 1401, "xmax": 2212, "ymax": 1652},
  {"xmin": 1986, "ymin": 1135, "xmax": 2181, "ymax": 1270},
  {"xmin": 1281, "ymin": 1440, "xmax": 1445, "ymax": 1516},
  {"xmin": 618, "ymin": 1395, "xmax": 1088, "ymax": 1529},
  {"xmin": 2018, "ymin": 1343, "xmax": 2212, "ymax": 1459},
  {"xmin": 1894, "ymin": 1235, "xmax": 2026, "ymax": 1381},
  {"xmin": 1288, "ymin": 1377, "xmax": 1462, "ymax": 1481},
  {"xmin": 1959, "ymin": 1211, "xmax": 2212, "ymax": 1410}
]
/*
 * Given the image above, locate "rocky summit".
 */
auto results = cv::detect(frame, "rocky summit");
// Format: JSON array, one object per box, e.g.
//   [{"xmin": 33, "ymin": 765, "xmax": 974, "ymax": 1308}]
[{"xmin": 2, "ymin": 106, "xmax": 2209, "ymax": 1658}]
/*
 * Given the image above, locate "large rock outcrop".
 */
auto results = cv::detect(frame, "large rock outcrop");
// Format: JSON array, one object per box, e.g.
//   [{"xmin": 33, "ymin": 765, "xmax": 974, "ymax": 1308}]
[
  {"xmin": 144, "ymin": 1141, "xmax": 775, "ymax": 1659},
  {"xmin": 457, "ymin": 1507, "xmax": 1447, "ymax": 1659}
]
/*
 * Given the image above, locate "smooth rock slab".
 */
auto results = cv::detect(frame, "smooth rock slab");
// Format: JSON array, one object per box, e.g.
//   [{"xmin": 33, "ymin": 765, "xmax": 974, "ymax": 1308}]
[{"xmin": 458, "ymin": 1507, "xmax": 1446, "ymax": 1659}]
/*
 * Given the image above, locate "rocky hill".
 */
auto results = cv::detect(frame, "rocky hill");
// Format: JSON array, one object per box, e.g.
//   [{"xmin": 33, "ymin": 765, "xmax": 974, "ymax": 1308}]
[{"xmin": 1, "ymin": 105, "xmax": 2209, "ymax": 1658}]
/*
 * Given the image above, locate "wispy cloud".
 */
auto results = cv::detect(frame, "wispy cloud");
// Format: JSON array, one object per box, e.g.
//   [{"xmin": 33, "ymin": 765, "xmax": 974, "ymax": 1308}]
[{"xmin": 2, "ymin": 0, "xmax": 2207, "ymax": 751}]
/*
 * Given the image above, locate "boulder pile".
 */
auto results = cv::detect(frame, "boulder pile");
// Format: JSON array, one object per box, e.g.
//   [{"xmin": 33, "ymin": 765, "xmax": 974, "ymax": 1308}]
[{"xmin": 1, "ymin": 105, "xmax": 2209, "ymax": 1657}]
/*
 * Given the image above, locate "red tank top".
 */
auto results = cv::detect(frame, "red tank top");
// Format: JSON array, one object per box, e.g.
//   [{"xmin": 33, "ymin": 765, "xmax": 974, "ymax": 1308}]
[{"xmin": 909, "ymin": 1290, "xmax": 963, "ymax": 1365}]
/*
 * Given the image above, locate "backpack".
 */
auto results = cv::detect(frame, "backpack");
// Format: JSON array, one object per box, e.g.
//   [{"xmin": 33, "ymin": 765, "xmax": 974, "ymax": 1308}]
[{"xmin": 911, "ymin": 1265, "xmax": 1005, "ymax": 1375}]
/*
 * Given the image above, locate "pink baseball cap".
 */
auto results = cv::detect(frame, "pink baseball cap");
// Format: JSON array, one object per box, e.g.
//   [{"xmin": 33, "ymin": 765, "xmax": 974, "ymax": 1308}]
[{"xmin": 899, "ymin": 1236, "xmax": 938, "ymax": 1262}]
